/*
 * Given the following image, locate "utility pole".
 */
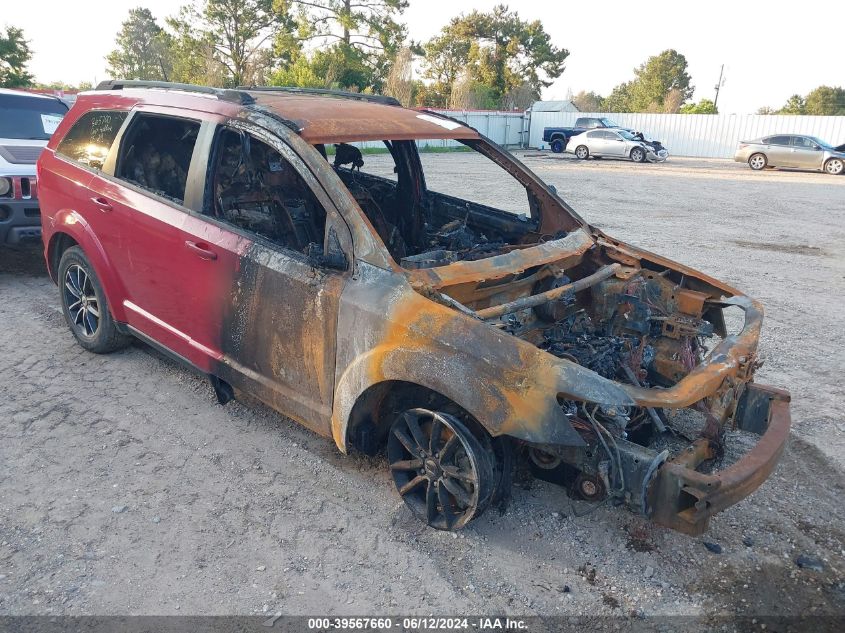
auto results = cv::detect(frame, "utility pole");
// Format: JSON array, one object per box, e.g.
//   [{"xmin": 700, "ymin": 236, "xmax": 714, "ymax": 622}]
[{"xmin": 713, "ymin": 64, "xmax": 725, "ymax": 110}]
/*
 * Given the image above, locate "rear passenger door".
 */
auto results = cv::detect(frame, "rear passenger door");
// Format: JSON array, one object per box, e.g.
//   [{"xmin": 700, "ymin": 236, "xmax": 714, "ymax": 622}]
[
  {"xmin": 89, "ymin": 107, "xmax": 242, "ymax": 371},
  {"xmin": 765, "ymin": 135, "xmax": 793, "ymax": 166}
]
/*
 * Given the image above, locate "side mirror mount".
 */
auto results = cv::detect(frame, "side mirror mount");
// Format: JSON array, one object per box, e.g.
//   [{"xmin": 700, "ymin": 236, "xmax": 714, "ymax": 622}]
[{"xmin": 307, "ymin": 227, "xmax": 348, "ymax": 271}]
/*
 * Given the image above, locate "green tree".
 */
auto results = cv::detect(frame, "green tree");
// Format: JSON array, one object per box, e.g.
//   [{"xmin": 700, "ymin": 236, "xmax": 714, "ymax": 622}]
[
  {"xmin": 106, "ymin": 8, "xmax": 173, "ymax": 81},
  {"xmin": 601, "ymin": 81, "xmax": 633, "ymax": 112},
  {"xmin": 626, "ymin": 49, "xmax": 693, "ymax": 112},
  {"xmin": 169, "ymin": 0, "xmax": 286, "ymax": 87},
  {"xmin": 756, "ymin": 106, "xmax": 775, "ymax": 115},
  {"xmin": 680, "ymin": 98, "xmax": 718, "ymax": 114},
  {"xmin": 437, "ymin": 5, "xmax": 568, "ymax": 105},
  {"xmin": 778, "ymin": 94, "xmax": 806, "ymax": 115},
  {"xmin": 804, "ymin": 85, "xmax": 845, "ymax": 115},
  {"xmin": 274, "ymin": 0, "xmax": 408, "ymax": 91},
  {"xmin": 0, "ymin": 26, "xmax": 34, "ymax": 88},
  {"xmin": 421, "ymin": 24, "xmax": 471, "ymax": 107},
  {"xmin": 570, "ymin": 90, "xmax": 603, "ymax": 112}
]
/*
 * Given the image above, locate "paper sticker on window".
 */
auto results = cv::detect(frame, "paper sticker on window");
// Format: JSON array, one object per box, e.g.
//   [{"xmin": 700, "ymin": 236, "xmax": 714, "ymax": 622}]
[
  {"xmin": 41, "ymin": 114, "xmax": 64, "ymax": 135},
  {"xmin": 416, "ymin": 113, "xmax": 464, "ymax": 130}
]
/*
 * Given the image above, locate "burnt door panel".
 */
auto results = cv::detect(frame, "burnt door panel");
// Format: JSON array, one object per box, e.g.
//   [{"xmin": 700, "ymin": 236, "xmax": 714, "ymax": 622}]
[{"xmin": 218, "ymin": 244, "xmax": 343, "ymax": 436}]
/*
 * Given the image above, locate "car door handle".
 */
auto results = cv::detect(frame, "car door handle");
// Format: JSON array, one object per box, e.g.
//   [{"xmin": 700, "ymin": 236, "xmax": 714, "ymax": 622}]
[
  {"xmin": 90, "ymin": 197, "xmax": 112, "ymax": 212},
  {"xmin": 185, "ymin": 240, "xmax": 217, "ymax": 260}
]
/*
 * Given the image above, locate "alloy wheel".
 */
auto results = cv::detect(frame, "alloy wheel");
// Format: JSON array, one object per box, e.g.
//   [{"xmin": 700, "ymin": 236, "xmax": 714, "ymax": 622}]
[
  {"xmin": 388, "ymin": 409, "xmax": 492, "ymax": 530},
  {"xmin": 575, "ymin": 146, "xmax": 588, "ymax": 159},
  {"xmin": 825, "ymin": 158, "xmax": 843, "ymax": 175},
  {"xmin": 63, "ymin": 264, "xmax": 100, "ymax": 337},
  {"xmin": 749, "ymin": 154, "xmax": 766, "ymax": 170}
]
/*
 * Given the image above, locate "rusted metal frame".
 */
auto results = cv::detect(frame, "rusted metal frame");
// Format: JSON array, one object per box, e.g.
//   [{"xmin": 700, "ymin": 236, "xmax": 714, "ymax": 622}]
[
  {"xmin": 408, "ymin": 228, "xmax": 594, "ymax": 288},
  {"xmin": 650, "ymin": 384, "xmax": 791, "ymax": 534},
  {"xmin": 474, "ymin": 263, "xmax": 622, "ymax": 320},
  {"xmin": 620, "ymin": 295, "xmax": 763, "ymax": 409}
]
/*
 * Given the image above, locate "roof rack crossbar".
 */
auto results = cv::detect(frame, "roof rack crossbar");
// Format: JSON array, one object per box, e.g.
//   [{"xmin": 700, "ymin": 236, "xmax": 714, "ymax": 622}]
[
  {"xmin": 95, "ymin": 80, "xmax": 255, "ymax": 105},
  {"xmin": 238, "ymin": 86, "xmax": 400, "ymax": 106}
]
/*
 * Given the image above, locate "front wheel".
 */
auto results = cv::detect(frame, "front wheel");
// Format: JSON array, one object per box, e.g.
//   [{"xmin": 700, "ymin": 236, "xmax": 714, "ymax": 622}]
[
  {"xmin": 58, "ymin": 246, "xmax": 130, "ymax": 353},
  {"xmin": 748, "ymin": 153, "xmax": 767, "ymax": 171},
  {"xmin": 574, "ymin": 145, "xmax": 589, "ymax": 160},
  {"xmin": 388, "ymin": 409, "xmax": 494, "ymax": 530},
  {"xmin": 630, "ymin": 147, "xmax": 646, "ymax": 163},
  {"xmin": 550, "ymin": 138, "xmax": 565, "ymax": 153},
  {"xmin": 824, "ymin": 157, "xmax": 844, "ymax": 175}
]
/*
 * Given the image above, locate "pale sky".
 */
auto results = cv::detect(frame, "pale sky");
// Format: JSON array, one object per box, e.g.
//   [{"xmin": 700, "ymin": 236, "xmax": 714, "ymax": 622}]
[{"xmin": 7, "ymin": 0, "xmax": 844, "ymax": 113}]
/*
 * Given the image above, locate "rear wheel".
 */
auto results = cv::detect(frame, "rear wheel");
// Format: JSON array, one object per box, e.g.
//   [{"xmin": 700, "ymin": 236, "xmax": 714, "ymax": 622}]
[
  {"xmin": 748, "ymin": 153, "xmax": 767, "ymax": 170},
  {"xmin": 550, "ymin": 138, "xmax": 565, "ymax": 153},
  {"xmin": 58, "ymin": 246, "xmax": 130, "ymax": 353},
  {"xmin": 630, "ymin": 147, "xmax": 646, "ymax": 163},
  {"xmin": 574, "ymin": 145, "xmax": 589, "ymax": 160},
  {"xmin": 824, "ymin": 157, "xmax": 844, "ymax": 175},
  {"xmin": 388, "ymin": 408, "xmax": 494, "ymax": 530}
]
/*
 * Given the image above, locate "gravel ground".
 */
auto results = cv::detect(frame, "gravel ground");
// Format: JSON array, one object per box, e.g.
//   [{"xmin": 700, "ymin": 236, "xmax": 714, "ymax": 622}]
[{"xmin": 1, "ymin": 153, "xmax": 843, "ymax": 627}]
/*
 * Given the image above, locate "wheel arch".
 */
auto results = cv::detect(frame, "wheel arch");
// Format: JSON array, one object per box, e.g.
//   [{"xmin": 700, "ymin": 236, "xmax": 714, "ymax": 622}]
[
  {"xmin": 46, "ymin": 210, "xmax": 129, "ymax": 322},
  {"xmin": 342, "ymin": 380, "xmax": 487, "ymax": 455}
]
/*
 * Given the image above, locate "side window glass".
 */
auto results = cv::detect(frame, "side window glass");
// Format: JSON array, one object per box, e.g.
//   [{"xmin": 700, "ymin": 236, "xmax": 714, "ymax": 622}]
[
  {"xmin": 115, "ymin": 114, "xmax": 200, "ymax": 204},
  {"xmin": 209, "ymin": 129, "xmax": 327, "ymax": 254},
  {"xmin": 56, "ymin": 110, "xmax": 128, "ymax": 170},
  {"xmin": 770, "ymin": 135, "xmax": 790, "ymax": 146}
]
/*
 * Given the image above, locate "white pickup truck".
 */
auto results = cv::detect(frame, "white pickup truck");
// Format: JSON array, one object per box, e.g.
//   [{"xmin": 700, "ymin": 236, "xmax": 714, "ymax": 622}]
[{"xmin": 0, "ymin": 89, "xmax": 68, "ymax": 245}]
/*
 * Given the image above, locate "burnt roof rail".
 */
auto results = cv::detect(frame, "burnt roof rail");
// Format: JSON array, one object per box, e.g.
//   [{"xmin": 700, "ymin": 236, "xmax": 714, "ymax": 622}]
[
  {"xmin": 95, "ymin": 80, "xmax": 255, "ymax": 105},
  {"xmin": 238, "ymin": 86, "xmax": 400, "ymax": 106}
]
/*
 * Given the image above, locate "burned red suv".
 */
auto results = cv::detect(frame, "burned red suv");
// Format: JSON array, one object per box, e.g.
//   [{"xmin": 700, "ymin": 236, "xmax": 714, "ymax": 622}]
[{"xmin": 38, "ymin": 81, "xmax": 791, "ymax": 535}]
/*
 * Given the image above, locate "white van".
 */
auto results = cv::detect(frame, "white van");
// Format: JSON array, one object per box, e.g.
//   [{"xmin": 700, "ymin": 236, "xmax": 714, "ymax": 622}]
[{"xmin": 0, "ymin": 89, "xmax": 68, "ymax": 245}]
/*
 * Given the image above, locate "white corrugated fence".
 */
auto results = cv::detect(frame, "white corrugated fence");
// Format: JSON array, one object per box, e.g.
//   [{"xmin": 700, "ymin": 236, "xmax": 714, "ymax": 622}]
[{"xmin": 527, "ymin": 111, "xmax": 845, "ymax": 159}]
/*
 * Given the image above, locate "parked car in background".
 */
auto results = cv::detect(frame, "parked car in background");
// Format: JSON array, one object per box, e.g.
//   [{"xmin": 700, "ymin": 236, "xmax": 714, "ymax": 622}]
[
  {"xmin": 566, "ymin": 128, "xmax": 669, "ymax": 163},
  {"xmin": 543, "ymin": 117, "xmax": 635, "ymax": 153},
  {"xmin": 0, "ymin": 89, "xmax": 68, "ymax": 245},
  {"xmin": 734, "ymin": 134, "xmax": 845, "ymax": 175},
  {"xmin": 37, "ymin": 80, "xmax": 789, "ymax": 536}
]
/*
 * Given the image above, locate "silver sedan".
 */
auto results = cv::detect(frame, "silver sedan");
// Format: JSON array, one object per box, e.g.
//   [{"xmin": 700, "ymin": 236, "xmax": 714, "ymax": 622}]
[
  {"xmin": 566, "ymin": 128, "xmax": 669, "ymax": 163},
  {"xmin": 734, "ymin": 134, "xmax": 845, "ymax": 175}
]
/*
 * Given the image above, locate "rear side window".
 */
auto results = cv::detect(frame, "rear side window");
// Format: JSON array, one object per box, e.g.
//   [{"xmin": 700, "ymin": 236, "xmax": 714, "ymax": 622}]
[
  {"xmin": 56, "ymin": 110, "xmax": 127, "ymax": 170},
  {"xmin": 768, "ymin": 135, "xmax": 791, "ymax": 146},
  {"xmin": 0, "ymin": 93, "xmax": 67, "ymax": 140},
  {"xmin": 115, "ymin": 114, "xmax": 200, "ymax": 204}
]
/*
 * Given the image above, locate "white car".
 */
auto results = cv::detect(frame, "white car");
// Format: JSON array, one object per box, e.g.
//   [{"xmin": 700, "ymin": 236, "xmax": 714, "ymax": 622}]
[
  {"xmin": 566, "ymin": 128, "xmax": 669, "ymax": 163},
  {"xmin": 0, "ymin": 89, "xmax": 68, "ymax": 245}
]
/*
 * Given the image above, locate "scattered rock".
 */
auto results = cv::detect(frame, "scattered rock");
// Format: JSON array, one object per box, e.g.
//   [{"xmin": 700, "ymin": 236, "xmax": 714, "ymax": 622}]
[
  {"xmin": 562, "ymin": 585, "xmax": 571, "ymax": 593},
  {"xmin": 644, "ymin": 566, "xmax": 654, "ymax": 579},
  {"xmin": 256, "ymin": 565, "xmax": 266, "ymax": 572},
  {"xmin": 703, "ymin": 541, "xmax": 722, "ymax": 554},
  {"xmin": 111, "ymin": 505, "xmax": 128, "ymax": 514},
  {"xmin": 795, "ymin": 555, "xmax": 824, "ymax": 572},
  {"xmin": 602, "ymin": 593, "xmax": 619, "ymax": 608},
  {"xmin": 742, "ymin": 536, "xmax": 754, "ymax": 547},
  {"xmin": 151, "ymin": 516, "xmax": 161, "ymax": 524}
]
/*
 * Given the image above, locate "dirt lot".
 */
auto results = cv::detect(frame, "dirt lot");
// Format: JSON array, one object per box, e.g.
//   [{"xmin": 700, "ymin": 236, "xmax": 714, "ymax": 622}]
[{"xmin": 1, "ymin": 153, "xmax": 844, "ymax": 626}]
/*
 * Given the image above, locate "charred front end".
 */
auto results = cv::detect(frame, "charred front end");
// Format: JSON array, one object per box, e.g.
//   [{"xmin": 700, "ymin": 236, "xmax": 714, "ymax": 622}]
[{"xmin": 414, "ymin": 229, "xmax": 791, "ymax": 535}]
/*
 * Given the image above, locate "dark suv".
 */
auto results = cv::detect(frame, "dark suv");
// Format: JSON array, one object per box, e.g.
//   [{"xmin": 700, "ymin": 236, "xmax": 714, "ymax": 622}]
[{"xmin": 37, "ymin": 80, "xmax": 791, "ymax": 535}]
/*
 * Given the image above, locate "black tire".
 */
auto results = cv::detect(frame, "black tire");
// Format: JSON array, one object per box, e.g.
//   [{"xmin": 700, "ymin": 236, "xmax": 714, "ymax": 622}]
[
  {"xmin": 630, "ymin": 146, "xmax": 646, "ymax": 163},
  {"xmin": 58, "ymin": 246, "xmax": 130, "ymax": 353},
  {"xmin": 748, "ymin": 153, "xmax": 767, "ymax": 171},
  {"xmin": 550, "ymin": 138, "xmax": 565, "ymax": 153},
  {"xmin": 387, "ymin": 408, "xmax": 494, "ymax": 530},
  {"xmin": 824, "ymin": 157, "xmax": 844, "ymax": 175},
  {"xmin": 574, "ymin": 145, "xmax": 589, "ymax": 160}
]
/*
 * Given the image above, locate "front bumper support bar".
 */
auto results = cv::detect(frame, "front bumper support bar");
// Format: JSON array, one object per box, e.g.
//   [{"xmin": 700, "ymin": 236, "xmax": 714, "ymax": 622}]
[{"xmin": 649, "ymin": 383, "xmax": 791, "ymax": 535}]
